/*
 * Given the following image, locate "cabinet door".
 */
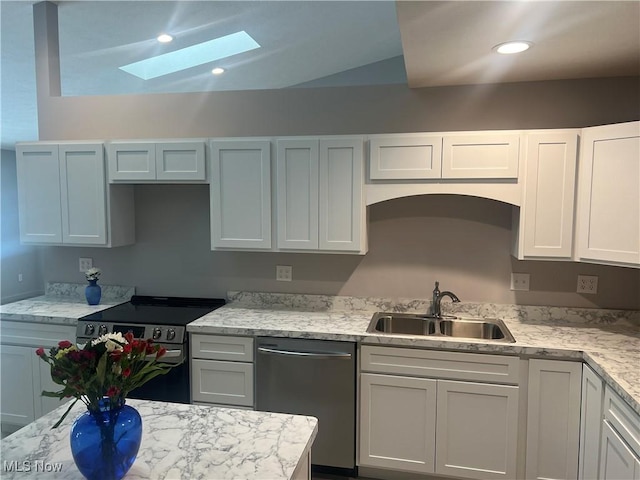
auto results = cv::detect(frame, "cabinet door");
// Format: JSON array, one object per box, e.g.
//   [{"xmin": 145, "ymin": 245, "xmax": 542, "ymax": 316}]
[
  {"xmin": 155, "ymin": 141, "xmax": 206, "ymax": 181},
  {"xmin": 579, "ymin": 364, "xmax": 604, "ymax": 480},
  {"xmin": 526, "ymin": 359, "xmax": 582, "ymax": 480},
  {"xmin": 522, "ymin": 132, "xmax": 578, "ymax": 259},
  {"xmin": 368, "ymin": 134, "xmax": 442, "ymax": 180},
  {"xmin": 0, "ymin": 345, "xmax": 36, "ymax": 427},
  {"xmin": 442, "ymin": 133, "xmax": 520, "ymax": 179},
  {"xmin": 276, "ymin": 139, "xmax": 319, "ymax": 250},
  {"xmin": 210, "ymin": 140, "xmax": 271, "ymax": 249},
  {"xmin": 600, "ymin": 420, "xmax": 639, "ymax": 480},
  {"xmin": 59, "ymin": 143, "xmax": 107, "ymax": 245},
  {"xmin": 319, "ymin": 138, "xmax": 366, "ymax": 252},
  {"xmin": 191, "ymin": 359, "xmax": 254, "ymax": 407},
  {"xmin": 359, "ymin": 373, "xmax": 436, "ymax": 474},
  {"xmin": 16, "ymin": 143, "xmax": 62, "ymax": 243},
  {"xmin": 577, "ymin": 121, "xmax": 640, "ymax": 266},
  {"xmin": 435, "ymin": 380, "xmax": 519, "ymax": 480},
  {"xmin": 108, "ymin": 142, "xmax": 156, "ymax": 181}
]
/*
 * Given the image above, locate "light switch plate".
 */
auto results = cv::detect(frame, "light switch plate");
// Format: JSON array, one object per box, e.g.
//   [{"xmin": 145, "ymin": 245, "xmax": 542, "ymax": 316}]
[{"xmin": 510, "ymin": 273, "xmax": 530, "ymax": 291}]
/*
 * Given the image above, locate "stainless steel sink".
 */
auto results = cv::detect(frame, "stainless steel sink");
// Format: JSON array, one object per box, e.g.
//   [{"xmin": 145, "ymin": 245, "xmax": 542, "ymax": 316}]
[
  {"xmin": 367, "ymin": 312, "xmax": 515, "ymax": 343},
  {"xmin": 369, "ymin": 313, "xmax": 437, "ymax": 336},
  {"xmin": 438, "ymin": 318, "xmax": 515, "ymax": 342}
]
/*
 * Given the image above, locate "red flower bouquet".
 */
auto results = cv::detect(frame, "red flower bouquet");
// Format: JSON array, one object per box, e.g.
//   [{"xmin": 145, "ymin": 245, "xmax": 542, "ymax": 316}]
[{"xmin": 36, "ymin": 332, "xmax": 176, "ymax": 428}]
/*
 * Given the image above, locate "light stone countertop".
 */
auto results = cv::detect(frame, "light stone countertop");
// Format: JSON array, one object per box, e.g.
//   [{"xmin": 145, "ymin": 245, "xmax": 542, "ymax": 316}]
[
  {"xmin": 188, "ymin": 292, "xmax": 640, "ymax": 415},
  {"xmin": 2, "ymin": 289, "xmax": 638, "ymax": 415},
  {"xmin": 0, "ymin": 282, "xmax": 134, "ymax": 325},
  {"xmin": 0, "ymin": 399, "xmax": 317, "ymax": 480}
]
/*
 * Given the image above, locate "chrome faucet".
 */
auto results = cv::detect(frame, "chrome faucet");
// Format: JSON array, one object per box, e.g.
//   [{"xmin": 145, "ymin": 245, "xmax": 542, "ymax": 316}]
[{"xmin": 431, "ymin": 281, "xmax": 460, "ymax": 318}]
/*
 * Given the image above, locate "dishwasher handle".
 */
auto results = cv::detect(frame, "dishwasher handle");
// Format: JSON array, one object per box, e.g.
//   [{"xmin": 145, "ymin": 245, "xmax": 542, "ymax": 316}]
[{"xmin": 257, "ymin": 346, "xmax": 352, "ymax": 360}]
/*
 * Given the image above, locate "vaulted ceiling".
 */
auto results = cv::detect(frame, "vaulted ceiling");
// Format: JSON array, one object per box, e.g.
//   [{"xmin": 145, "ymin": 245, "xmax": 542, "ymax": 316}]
[{"xmin": 1, "ymin": 1, "xmax": 638, "ymax": 149}]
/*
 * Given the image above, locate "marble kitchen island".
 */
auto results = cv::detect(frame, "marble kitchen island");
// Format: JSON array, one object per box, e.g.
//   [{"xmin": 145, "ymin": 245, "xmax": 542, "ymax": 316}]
[{"xmin": 1, "ymin": 399, "xmax": 318, "ymax": 480}]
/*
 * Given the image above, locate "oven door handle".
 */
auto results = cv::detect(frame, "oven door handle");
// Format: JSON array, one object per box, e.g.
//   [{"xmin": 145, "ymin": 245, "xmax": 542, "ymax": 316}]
[
  {"xmin": 257, "ymin": 346, "xmax": 352, "ymax": 360},
  {"xmin": 145, "ymin": 349, "xmax": 183, "ymax": 364}
]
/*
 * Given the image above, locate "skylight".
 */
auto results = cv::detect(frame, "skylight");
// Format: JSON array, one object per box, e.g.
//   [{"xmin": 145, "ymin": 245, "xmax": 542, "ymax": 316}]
[{"xmin": 120, "ymin": 31, "xmax": 260, "ymax": 80}]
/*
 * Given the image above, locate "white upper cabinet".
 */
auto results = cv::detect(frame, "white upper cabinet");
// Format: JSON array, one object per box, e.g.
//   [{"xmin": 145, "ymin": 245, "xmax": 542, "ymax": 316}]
[
  {"xmin": 276, "ymin": 137, "xmax": 366, "ymax": 254},
  {"xmin": 319, "ymin": 138, "xmax": 365, "ymax": 252},
  {"xmin": 108, "ymin": 140, "xmax": 206, "ymax": 182},
  {"xmin": 276, "ymin": 139, "xmax": 319, "ymax": 250},
  {"xmin": 369, "ymin": 134, "xmax": 442, "ymax": 180},
  {"xmin": 442, "ymin": 133, "xmax": 519, "ymax": 179},
  {"xmin": 59, "ymin": 144, "xmax": 107, "ymax": 245},
  {"xmin": 368, "ymin": 131, "xmax": 519, "ymax": 181},
  {"xmin": 16, "ymin": 144, "xmax": 62, "ymax": 244},
  {"xmin": 513, "ymin": 131, "xmax": 579, "ymax": 260},
  {"xmin": 576, "ymin": 121, "xmax": 640, "ymax": 267},
  {"xmin": 210, "ymin": 139, "xmax": 272, "ymax": 250},
  {"xmin": 16, "ymin": 142, "xmax": 134, "ymax": 247}
]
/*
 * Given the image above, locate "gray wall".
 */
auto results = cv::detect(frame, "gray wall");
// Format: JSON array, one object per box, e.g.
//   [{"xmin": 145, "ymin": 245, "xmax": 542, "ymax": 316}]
[
  {"xmin": 38, "ymin": 184, "xmax": 640, "ymax": 310},
  {"xmin": 24, "ymin": 6, "xmax": 640, "ymax": 310},
  {"xmin": 1, "ymin": 149, "xmax": 43, "ymax": 303},
  {"xmin": 33, "ymin": 76, "xmax": 640, "ymax": 310}
]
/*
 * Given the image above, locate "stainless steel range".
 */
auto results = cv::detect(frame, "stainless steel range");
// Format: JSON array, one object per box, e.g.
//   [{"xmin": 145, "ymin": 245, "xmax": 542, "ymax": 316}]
[{"xmin": 77, "ymin": 295, "xmax": 225, "ymax": 403}]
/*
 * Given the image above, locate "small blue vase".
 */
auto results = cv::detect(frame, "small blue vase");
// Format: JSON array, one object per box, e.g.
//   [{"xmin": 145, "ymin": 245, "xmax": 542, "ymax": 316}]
[
  {"xmin": 70, "ymin": 399, "xmax": 142, "ymax": 480},
  {"xmin": 85, "ymin": 280, "xmax": 101, "ymax": 305}
]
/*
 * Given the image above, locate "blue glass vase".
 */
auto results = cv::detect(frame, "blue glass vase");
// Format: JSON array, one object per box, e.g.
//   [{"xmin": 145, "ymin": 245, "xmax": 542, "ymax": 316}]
[
  {"xmin": 85, "ymin": 280, "xmax": 102, "ymax": 305},
  {"xmin": 70, "ymin": 399, "xmax": 142, "ymax": 480}
]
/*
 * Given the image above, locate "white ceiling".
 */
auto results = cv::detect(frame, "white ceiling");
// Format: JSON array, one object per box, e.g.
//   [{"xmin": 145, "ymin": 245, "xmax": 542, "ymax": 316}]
[{"xmin": 1, "ymin": 1, "xmax": 638, "ymax": 150}]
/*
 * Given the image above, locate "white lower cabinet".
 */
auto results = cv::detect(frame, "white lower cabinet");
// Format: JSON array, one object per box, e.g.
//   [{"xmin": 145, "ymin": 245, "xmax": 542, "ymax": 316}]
[
  {"xmin": 525, "ymin": 359, "xmax": 582, "ymax": 480},
  {"xmin": 190, "ymin": 334, "xmax": 254, "ymax": 408},
  {"xmin": 436, "ymin": 380, "xmax": 519, "ymax": 479},
  {"xmin": 360, "ymin": 373, "xmax": 437, "ymax": 474},
  {"xmin": 599, "ymin": 386, "xmax": 640, "ymax": 480},
  {"xmin": 359, "ymin": 346, "xmax": 520, "ymax": 480},
  {"xmin": 579, "ymin": 364, "xmax": 604, "ymax": 479},
  {"xmin": 600, "ymin": 421, "xmax": 640, "ymax": 479},
  {"xmin": 0, "ymin": 322, "xmax": 75, "ymax": 434},
  {"xmin": 0, "ymin": 345, "xmax": 38, "ymax": 429}
]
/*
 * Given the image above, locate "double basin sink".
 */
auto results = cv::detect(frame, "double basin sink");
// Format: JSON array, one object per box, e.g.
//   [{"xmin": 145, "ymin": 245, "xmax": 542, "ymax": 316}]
[{"xmin": 367, "ymin": 312, "xmax": 516, "ymax": 343}]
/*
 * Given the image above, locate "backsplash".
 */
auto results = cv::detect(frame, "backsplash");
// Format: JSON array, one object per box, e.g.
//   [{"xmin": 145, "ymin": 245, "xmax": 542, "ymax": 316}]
[
  {"xmin": 45, "ymin": 282, "xmax": 135, "ymax": 302},
  {"xmin": 228, "ymin": 291, "xmax": 640, "ymax": 327}
]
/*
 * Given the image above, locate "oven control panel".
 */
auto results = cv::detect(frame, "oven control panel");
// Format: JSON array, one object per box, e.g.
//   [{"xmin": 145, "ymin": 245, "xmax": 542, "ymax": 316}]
[{"xmin": 76, "ymin": 322, "xmax": 186, "ymax": 345}]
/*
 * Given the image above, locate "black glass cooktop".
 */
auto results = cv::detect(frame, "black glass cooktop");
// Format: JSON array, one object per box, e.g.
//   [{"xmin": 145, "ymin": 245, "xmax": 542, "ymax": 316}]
[{"xmin": 79, "ymin": 295, "xmax": 226, "ymax": 326}]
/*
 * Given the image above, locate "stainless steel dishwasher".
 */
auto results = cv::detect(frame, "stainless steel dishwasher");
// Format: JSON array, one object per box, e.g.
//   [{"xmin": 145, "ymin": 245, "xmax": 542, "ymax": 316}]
[{"xmin": 256, "ymin": 337, "xmax": 356, "ymax": 475}]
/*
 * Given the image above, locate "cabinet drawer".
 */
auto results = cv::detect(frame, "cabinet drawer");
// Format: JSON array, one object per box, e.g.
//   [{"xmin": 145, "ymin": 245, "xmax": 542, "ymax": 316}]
[
  {"xmin": 604, "ymin": 386, "xmax": 640, "ymax": 457},
  {"xmin": 0, "ymin": 321, "xmax": 76, "ymax": 348},
  {"xmin": 368, "ymin": 134, "xmax": 443, "ymax": 180},
  {"xmin": 191, "ymin": 334, "xmax": 254, "ymax": 362},
  {"xmin": 361, "ymin": 346, "xmax": 519, "ymax": 384},
  {"xmin": 191, "ymin": 359, "xmax": 254, "ymax": 407},
  {"xmin": 442, "ymin": 133, "xmax": 519, "ymax": 179}
]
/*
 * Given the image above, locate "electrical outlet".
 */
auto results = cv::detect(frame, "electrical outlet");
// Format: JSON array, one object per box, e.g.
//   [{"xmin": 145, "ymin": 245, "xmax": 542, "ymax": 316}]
[
  {"xmin": 276, "ymin": 265, "xmax": 292, "ymax": 282},
  {"xmin": 577, "ymin": 275, "xmax": 598, "ymax": 294},
  {"xmin": 18, "ymin": 273, "xmax": 23, "ymax": 282},
  {"xmin": 79, "ymin": 257, "xmax": 93, "ymax": 273},
  {"xmin": 510, "ymin": 273, "xmax": 530, "ymax": 291}
]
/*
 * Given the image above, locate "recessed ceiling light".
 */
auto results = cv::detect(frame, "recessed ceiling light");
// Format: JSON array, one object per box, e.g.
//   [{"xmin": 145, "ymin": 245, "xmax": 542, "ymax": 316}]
[
  {"xmin": 120, "ymin": 31, "xmax": 260, "ymax": 80},
  {"xmin": 493, "ymin": 41, "xmax": 533, "ymax": 55},
  {"xmin": 157, "ymin": 34, "xmax": 174, "ymax": 43},
  {"xmin": 211, "ymin": 67, "xmax": 225, "ymax": 75}
]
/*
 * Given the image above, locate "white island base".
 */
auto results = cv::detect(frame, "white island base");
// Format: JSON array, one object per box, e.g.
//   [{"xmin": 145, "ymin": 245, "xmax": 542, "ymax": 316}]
[{"xmin": 1, "ymin": 399, "xmax": 317, "ymax": 480}]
